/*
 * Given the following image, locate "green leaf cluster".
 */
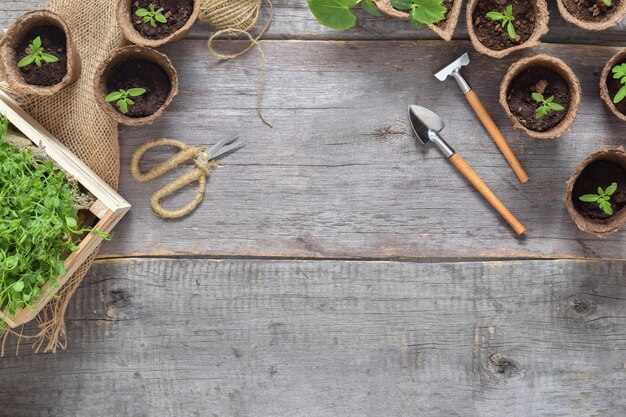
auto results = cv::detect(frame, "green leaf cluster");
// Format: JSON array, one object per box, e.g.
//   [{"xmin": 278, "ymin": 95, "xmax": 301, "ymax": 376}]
[
  {"xmin": 0, "ymin": 116, "xmax": 108, "ymax": 315},
  {"xmin": 390, "ymin": 0, "xmax": 446, "ymax": 28},
  {"xmin": 307, "ymin": 0, "xmax": 445, "ymax": 31},
  {"xmin": 532, "ymin": 92, "xmax": 564, "ymax": 119},
  {"xmin": 486, "ymin": 5, "xmax": 516, "ymax": 40},
  {"xmin": 17, "ymin": 36, "xmax": 59, "ymax": 68},
  {"xmin": 579, "ymin": 183, "xmax": 618, "ymax": 216},
  {"xmin": 136, "ymin": 3, "xmax": 168, "ymax": 28},
  {"xmin": 105, "ymin": 88, "xmax": 146, "ymax": 115},
  {"xmin": 611, "ymin": 63, "xmax": 626, "ymax": 104}
]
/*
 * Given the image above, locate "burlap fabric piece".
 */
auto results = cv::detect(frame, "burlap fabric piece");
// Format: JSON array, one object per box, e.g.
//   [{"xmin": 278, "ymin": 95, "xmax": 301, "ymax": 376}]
[{"xmin": 0, "ymin": 0, "xmax": 124, "ymax": 354}]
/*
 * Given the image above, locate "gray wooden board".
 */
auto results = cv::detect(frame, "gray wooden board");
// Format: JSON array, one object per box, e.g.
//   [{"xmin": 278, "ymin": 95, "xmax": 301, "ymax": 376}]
[
  {"xmin": 90, "ymin": 40, "xmax": 625, "ymax": 260},
  {"xmin": 3, "ymin": 1, "xmax": 626, "ymax": 45},
  {"xmin": 0, "ymin": 258, "xmax": 624, "ymax": 416}
]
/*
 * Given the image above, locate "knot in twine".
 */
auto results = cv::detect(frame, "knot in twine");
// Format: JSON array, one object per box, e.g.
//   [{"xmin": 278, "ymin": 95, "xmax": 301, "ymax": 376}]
[
  {"xmin": 131, "ymin": 138, "xmax": 218, "ymax": 220},
  {"xmin": 199, "ymin": 0, "xmax": 273, "ymax": 127}
]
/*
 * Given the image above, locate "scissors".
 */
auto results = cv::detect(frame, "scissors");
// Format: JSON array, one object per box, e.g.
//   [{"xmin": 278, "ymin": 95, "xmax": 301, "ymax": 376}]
[{"xmin": 131, "ymin": 136, "xmax": 242, "ymax": 219}]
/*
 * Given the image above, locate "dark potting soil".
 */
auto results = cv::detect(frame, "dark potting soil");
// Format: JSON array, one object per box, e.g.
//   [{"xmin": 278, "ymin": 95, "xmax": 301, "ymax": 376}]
[
  {"xmin": 505, "ymin": 67, "xmax": 571, "ymax": 132},
  {"xmin": 15, "ymin": 25, "xmax": 67, "ymax": 86},
  {"xmin": 131, "ymin": 0, "xmax": 194, "ymax": 40},
  {"xmin": 572, "ymin": 160, "xmax": 626, "ymax": 220},
  {"xmin": 106, "ymin": 59, "xmax": 171, "ymax": 118},
  {"xmin": 562, "ymin": 0, "xmax": 622, "ymax": 22},
  {"xmin": 472, "ymin": 0, "xmax": 536, "ymax": 51},
  {"xmin": 606, "ymin": 60, "xmax": 626, "ymax": 116}
]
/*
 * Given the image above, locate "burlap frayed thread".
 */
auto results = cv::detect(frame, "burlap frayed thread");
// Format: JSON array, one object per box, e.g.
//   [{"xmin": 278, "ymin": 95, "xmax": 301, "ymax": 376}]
[
  {"xmin": 200, "ymin": 0, "xmax": 273, "ymax": 127},
  {"xmin": 131, "ymin": 138, "xmax": 217, "ymax": 219},
  {"xmin": 0, "ymin": 0, "xmax": 123, "ymax": 354}
]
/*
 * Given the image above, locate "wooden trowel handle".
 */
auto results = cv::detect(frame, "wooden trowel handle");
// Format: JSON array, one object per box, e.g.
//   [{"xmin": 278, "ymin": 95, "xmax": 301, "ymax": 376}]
[
  {"xmin": 449, "ymin": 153, "xmax": 526, "ymax": 236},
  {"xmin": 465, "ymin": 90, "xmax": 530, "ymax": 184}
]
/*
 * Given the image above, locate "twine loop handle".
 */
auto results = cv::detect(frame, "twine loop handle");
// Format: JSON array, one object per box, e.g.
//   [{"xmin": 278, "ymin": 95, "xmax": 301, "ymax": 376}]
[{"xmin": 131, "ymin": 138, "xmax": 217, "ymax": 219}]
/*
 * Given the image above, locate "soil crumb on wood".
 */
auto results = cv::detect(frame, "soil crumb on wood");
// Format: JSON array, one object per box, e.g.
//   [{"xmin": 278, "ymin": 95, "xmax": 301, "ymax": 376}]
[
  {"xmin": 106, "ymin": 59, "xmax": 171, "ymax": 118},
  {"xmin": 472, "ymin": 0, "xmax": 536, "ymax": 51},
  {"xmin": 562, "ymin": 0, "xmax": 621, "ymax": 22},
  {"xmin": 131, "ymin": 0, "xmax": 194, "ymax": 40},
  {"xmin": 506, "ymin": 67, "xmax": 571, "ymax": 132},
  {"xmin": 573, "ymin": 160, "xmax": 626, "ymax": 220},
  {"xmin": 15, "ymin": 25, "xmax": 67, "ymax": 86}
]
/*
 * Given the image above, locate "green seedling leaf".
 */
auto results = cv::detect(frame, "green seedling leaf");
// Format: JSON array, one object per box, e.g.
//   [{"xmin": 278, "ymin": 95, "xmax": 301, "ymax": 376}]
[
  {"xmin": 13, "ymin": 281, "xmax": 24, "ymax": 292},
  {"xmin": 409, "ymin": 0, "xmax": 447, "ymax": 25},
  {"xmin": 105, "ymin": 91, "xmax": 123, "ymax": 102},
  {"xmin": 578, "ymin": 183, "xmax": 619, "ymax": 216},
  {"xmin": 603, "ymin": 0, "xmax": 612, "ymax": 6},
  {"xmin": 614, "ymin": 85, "xmax": 626, "ymax": 104},
  {"xmin": 487, "ymin": 4, "xmax": 516, "ymax": 39},
  {"xmin": 361, "ymin": 0, "xmax": 381, "ymax": 16},
  {"xmin": 611, "ymin": 64, "xmax": 626, "ymax": 103},
  {"xmin": 106, "ymin": 88, "xmax": 145, "ymax": 114},
  {"xmin": 390, "ymin": 0, "xmax": 413, "ymax": 9},
  {"xmin": 32, "ymin": 35, "xmax": 41, "ymax": 48},
  {"xmin": 308, "ymin": 0, "xmax": 359, "ymax": 30},
  {"xmin": 41, "ymin": 53, "xmax": 59, "ymax": 63},
  {"xmin": 533, "ymin": 93, "xmax": 565, "ymax": 119},
  {"xmin": 128, "ymin": 87, "xmax": 146, "ymax": 97}
]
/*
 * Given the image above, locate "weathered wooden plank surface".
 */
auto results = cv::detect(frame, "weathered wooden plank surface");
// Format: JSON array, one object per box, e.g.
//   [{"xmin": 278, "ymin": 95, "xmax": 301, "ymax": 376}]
[
  {"xmin": 1, "ymin": 258, "xmax": 624, "ymax": 416},
  {"xmin": 88, "ymin": 40, "xmax": 626, "ymax": 260},
  {"xmin": 3, "ymin": 0, "xmax": 626, "ymax": 44}
]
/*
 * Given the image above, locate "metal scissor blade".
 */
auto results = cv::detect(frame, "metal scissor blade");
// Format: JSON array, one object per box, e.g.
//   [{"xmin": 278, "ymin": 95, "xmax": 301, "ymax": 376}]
[
  {"xmin": 206, "ymin": 136, "xmax": 239, "ymax": 158},
  {"xmin": 211, "ymin": 142, "xmax": 243, "ymax": 160}
]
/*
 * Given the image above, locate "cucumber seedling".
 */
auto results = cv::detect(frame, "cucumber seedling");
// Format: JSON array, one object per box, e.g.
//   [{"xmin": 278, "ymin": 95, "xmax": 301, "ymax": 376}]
[
  {"xmin": 579, "ymin": 182, "xmax": 618, "ymax": 216},
  {"xmin": 105, "ymin": 88, "xmax": 146, "ymax": 115},
  {"xmin": 486, "ymin": 4, "xmax": 516, "ymax": 40},
  {"xmin": 17, "ymin": 36, "xmax": 59, "ymax": 68},
  {"xmin": 532, "ymin": 92, "xmax": 565, "ymax": 119}
]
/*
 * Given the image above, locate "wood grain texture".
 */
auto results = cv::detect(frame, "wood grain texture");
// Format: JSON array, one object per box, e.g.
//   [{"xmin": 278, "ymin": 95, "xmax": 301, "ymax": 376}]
[
  {"xmin": 1, "ymin": 258, "xmax": 624, "ymax": 416},
  {"xmin": 2, "ymin": 1, "xmax": 626, "ymax": 44},
  {"xmin": 89, "ymin": 40, "xmax": 626, "ymax": 260}
]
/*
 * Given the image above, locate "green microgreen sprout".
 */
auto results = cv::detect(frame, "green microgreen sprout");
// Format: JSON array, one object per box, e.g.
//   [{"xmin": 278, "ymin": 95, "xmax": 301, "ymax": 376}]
[
  {"xmin": 0, "ymin": 114, "xmax": 110, "ymax": 315},
  {"xmin": 603, "ymin": 0, "xmax": 612, "ymax": 6},
  {"xmin": 105, "ymin": 88, "xmax": 146, "ymax": 115},
  {"xmin": 611, "ymin": 63, "xmax": 626, "ymax": 104},
  {"xmin": 307, "ymin": 0, "xmax": 445, "ymax": 31},
  {"xmin": 579, "ymin": 183, "xmax": 618, "ymax": 216},
  {"xmin": 17, "ymin": 36, "xmax": 59, "ymax": 68},
  {"xmin": 486, "ymin": 5, "xmax": 516, "ymax": 40},
  {"xmin": 532, "ymin": 92, "xmax": 565, "ymax": 119},
  {"xmin": 136, "ymin": 3, "xmax": 168, "ymax": 28}
]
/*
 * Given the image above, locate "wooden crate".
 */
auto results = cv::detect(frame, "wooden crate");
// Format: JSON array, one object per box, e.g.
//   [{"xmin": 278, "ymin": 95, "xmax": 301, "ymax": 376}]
[{"xmin": 0, "ymin": 90, "xmax": 130, "ymax": 328}]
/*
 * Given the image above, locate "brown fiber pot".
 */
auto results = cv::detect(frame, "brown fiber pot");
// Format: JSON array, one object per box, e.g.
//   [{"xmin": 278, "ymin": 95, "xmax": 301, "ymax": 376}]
[
  {"xmin": 565, "ymin": 148, "xmax": 626, "ymax": 236},
  {"xmin": 499, "ymin": 54, "xmax": 581, "ymax": 139},
  {"xmin": 600, "ymin": 48, "xmax": 626, "ymax": 122},
  {"xmin": 94, "ymin": 45, "xmax": 178, "ymax": 126},
  {"xmin": 0, "ymin": 10, "xmax": 81, "ymax": 95},
  {"xmin": 117, "ymin": 0, "xmax": 200, "ymax": 48},
  {"xmin": 372, "ymin": 0, "xmax": 464, "ymax": 41},
  {"xmin": 557, "ymin": 0, "xmax": 626, "ymax": 31},
  {"xmin": 467, "ymin": 0, "xmax": 549, "ymax": 59}
]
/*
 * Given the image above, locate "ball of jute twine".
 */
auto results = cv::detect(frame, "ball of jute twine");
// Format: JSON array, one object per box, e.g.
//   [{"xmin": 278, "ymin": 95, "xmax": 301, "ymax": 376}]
[{"xmin": 199, "ymin": 0, "xmax": 273, "ymax": 127}]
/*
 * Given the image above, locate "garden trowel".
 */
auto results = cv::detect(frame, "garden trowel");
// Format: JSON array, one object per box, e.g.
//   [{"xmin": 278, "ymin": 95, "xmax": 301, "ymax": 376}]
[
  {"xmin": 435, "ymin": 53, "xmax": 529, "ymax": 184},
  {"xmin": 409, "ymin": 105, "xmax": 526, "ymax": 236}
]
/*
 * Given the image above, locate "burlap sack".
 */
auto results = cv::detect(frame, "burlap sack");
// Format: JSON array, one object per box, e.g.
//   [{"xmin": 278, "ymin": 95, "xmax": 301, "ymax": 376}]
[
  {"xmin": 499, "ymin": 54, "xmax": 581, "ymax": 139},
  {"xmin": 372, "ymin": 0, "xmax": 463, "ymax": 41},
  {"xmin": 565, "ymin": 148, "xmax": 626, "ymax": 236},
  {"xmin": 94, "ymin": 45, "xmax": 179, "ymax": 126},
  {"xmin": 600, "ymin": 48, "xmax": 626, "ymax": 122},
  {"xmin": 557, "ymin": 0, "xmax": 626, "ymax": 31},
  {"xmin": 118, "ymin": 0, "xmax": 201, "ymax": 48},
  {"xmin": 0, "ymin": 10, "xmax": 81, "ymax": 96},
  {"xmin": 467, "ymin": 0, "xmax": 549, "ymax": 59},
  {"xmin": 0, "ymin": 0, "xmax": 124, "ymax": 354}
]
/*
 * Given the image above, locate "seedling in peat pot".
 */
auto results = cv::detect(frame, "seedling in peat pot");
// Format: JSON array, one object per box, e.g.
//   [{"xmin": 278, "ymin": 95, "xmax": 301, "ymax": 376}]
[
  {"xmin": 579, "ymin": 182, "xmax": 618, "ymax": 216},
  {"xmin": 611, "ymin": 63, "xmax": 626, "ymax": 104},
  {"xmin": 136, "ymin": 3, "xmax": 168, "ymax": 28},
  {"xmin": 487, "ymin": 5, "xmax": 516, "ymax": 40},
  {"xmin": 532, "ymin": 92, "xmax": 565, "ymax": 119},
  {"xmin": 17, "ymin": 36, "xmax": 59, "ymax": 68},
  {"xmin": 105, "ymin": 88, "xmax": 146, "ymax": 115},
  {"xmin": 389, "ymin": 0, "xmax": 447, "ymax": 28}
]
